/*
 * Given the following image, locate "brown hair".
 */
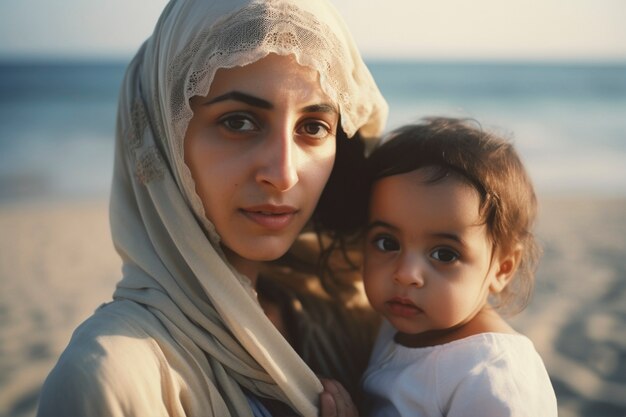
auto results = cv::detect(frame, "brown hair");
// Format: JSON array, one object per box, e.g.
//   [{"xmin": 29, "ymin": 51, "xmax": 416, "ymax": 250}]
[{"xmin": 366, "ymin": 117, "xmax": 540, "ymax": 315}]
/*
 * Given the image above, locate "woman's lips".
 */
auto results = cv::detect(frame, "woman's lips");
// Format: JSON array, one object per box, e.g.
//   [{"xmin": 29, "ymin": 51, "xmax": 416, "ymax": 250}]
[
  {"xmin": 240, "ymin": 205, "xmax": 298, "ymax": 231},
  {"xmin": 386, "ymin": 297, "xmax": 423, "ymax": 318}
]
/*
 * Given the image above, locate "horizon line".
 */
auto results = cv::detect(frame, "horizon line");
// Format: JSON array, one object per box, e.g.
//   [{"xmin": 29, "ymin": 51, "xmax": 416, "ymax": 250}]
[{"xmin": 1, "ymin": 53, "xmax": 625, "ymax": 67}]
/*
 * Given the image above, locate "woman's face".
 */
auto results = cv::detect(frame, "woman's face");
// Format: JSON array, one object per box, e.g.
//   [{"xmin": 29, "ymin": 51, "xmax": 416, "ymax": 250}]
[{"xmin": 184, "ymin": 54, "xmax": 338, "ymax": 274}]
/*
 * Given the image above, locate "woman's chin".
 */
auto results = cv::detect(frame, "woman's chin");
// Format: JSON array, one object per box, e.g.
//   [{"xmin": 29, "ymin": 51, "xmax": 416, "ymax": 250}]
[{"xmin": 222, "ymin": 238, "xmax": 294, "ymax": 268}]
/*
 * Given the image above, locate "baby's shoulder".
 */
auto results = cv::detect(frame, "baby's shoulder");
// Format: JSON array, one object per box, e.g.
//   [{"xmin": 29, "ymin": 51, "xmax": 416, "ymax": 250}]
[
  {"xmin": 434, "ymin": 333, "xmax": 535, "ymax": 376},
  {"xmin": 442, "ymin": 331, "xmax": 531, "ymax": 352},
  {"xmin": 433, "ymin": 333, "xmax": 557, "ymax": 416}
]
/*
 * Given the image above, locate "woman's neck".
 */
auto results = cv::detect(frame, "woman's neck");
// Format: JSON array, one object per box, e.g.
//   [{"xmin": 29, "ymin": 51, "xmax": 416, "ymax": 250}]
[
  {"xmin": 222, "ymin": 247, "xmax": 292, "ymax": 341},
  {"xmin": 221, "ymin": 245, "xmax": 261, "ymax": 287}
]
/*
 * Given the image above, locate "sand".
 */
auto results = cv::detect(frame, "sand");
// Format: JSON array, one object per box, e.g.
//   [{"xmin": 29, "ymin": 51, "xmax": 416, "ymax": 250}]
[{"xmin": 0, "ymin": 196, "xmax": 625, "ymax": 417}]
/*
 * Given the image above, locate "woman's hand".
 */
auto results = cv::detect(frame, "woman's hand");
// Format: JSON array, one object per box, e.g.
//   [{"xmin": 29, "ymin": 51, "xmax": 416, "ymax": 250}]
[{"xmin": 319, "ymin": 378, "xmax": 358, "ymax": 417}]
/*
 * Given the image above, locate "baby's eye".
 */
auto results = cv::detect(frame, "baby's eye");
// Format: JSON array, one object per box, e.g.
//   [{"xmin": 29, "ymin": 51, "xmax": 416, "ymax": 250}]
[
  {"xmin": 372, "ymin": 235, "xmax": 400, "ymax": 252},
  {"xmin": 219, "ymin": 114, "xmax": 258, "ymax": 132},
  {"xmin": 297, "ymin": 121, "xmax": 331, "ymax": 139},
  {"xmin": 430, "ymin": 248, "xmax": 459, "ymax": 263}
]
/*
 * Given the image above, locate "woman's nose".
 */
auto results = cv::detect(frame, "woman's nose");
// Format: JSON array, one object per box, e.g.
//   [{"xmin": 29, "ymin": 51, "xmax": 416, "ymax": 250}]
[
  {"xmin": 393, "ymin": 254, "xmax": 426, "ymax": 288},
  {"xmin": 255, "ymin": 128, "xmax": 299, "ymax": 191}
]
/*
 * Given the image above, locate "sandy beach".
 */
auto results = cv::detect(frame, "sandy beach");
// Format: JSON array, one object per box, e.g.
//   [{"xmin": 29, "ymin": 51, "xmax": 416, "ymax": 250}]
[{"xmin": 1, "ymin": 196, "xmax": 625, "ymax": 417}]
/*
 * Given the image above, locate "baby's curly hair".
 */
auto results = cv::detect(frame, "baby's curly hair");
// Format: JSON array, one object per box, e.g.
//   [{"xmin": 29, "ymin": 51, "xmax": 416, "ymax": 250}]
[{"xmin": 365, "ymin": 117, "xmax": 540, "ymax": 315}]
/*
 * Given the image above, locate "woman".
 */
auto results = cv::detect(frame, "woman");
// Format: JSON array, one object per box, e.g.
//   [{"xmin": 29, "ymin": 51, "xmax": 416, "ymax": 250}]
[{"xmin": 37, "ymin": 0, "xmax": 387, "ymax": 416}]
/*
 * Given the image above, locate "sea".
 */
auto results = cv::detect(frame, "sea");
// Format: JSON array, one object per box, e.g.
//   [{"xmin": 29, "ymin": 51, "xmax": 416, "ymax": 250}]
[{"xmin": 1, "ymin": 59, "xmax": 625, "ymax": 202}]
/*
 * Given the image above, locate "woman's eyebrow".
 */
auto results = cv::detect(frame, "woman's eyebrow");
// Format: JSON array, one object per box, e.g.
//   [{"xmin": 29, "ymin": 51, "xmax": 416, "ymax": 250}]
[
  {"xmin": 301, "ymin": 103, "xmax": 338, "ymax": 115},
  {"xmin": 202, "ymin": 91, "xmax": 272, "ymax": 109},
  {"xmin": 202, "ymin": 91, "xmax": 338, "ymax": 115}
]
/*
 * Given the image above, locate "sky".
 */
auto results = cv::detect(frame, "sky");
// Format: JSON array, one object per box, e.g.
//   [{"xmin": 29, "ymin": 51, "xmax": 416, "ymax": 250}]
[{"xmin": 0, "ymin": 0, "xmax": 625, "ymax": 61}]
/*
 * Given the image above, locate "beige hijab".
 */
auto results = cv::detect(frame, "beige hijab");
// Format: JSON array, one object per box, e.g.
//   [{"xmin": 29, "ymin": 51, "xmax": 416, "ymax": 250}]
[{"xmin": 110, "ymin": 0, "xmax": 387, "ymax": 416}]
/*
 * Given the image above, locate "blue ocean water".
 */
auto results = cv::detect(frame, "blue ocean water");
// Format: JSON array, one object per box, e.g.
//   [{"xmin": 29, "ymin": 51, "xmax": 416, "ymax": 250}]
[
  {"xmin": 0, "ymin": 60, "xmax": 625, "ymax": 201},
  {"xmin": 0, "ymin": 62, "xmax": 125, "ymax": 201}
]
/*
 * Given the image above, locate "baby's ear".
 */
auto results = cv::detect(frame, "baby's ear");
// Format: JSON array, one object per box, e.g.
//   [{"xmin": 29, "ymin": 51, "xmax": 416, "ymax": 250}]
[{"xmin": 490, "ymin": 244, "xmax": 522, "ymax": 293}]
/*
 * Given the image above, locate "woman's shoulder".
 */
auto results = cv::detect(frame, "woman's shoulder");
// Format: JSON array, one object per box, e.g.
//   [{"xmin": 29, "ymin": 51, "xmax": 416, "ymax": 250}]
[
  {"xmin": 37, "ymin": 301, "xmax": 175, "ymax": 417},
  {"xmin": 55, "ymin": 300, "xmax": 169, "ymax": 368}
]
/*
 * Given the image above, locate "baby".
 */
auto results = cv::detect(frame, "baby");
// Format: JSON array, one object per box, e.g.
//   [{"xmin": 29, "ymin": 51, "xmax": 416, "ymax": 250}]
[{"xmin": 359, "ymin": 117, "xmax": 558, "ymax": 416}]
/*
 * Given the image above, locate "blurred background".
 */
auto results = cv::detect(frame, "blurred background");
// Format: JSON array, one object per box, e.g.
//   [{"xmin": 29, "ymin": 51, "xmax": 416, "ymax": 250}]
[{"xmin": 0, "ymin": 1, "xmax": 625, "ymax": 416}]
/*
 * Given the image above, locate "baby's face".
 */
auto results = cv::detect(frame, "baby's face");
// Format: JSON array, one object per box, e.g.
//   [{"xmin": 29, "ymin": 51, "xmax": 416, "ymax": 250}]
[{"xmin": 362, "ymin": 169, "xmax": 501, "ymax": 345}]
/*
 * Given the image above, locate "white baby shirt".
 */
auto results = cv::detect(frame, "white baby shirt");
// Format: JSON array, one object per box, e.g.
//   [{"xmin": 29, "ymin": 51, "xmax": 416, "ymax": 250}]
[{"xmin": 361, "ymin": 320, "xmax": 558, "ymax": 417}]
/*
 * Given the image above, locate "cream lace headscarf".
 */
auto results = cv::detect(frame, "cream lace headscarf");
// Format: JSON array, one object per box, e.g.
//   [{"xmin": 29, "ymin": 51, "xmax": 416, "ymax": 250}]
[{"xmin": 110, "ymin": 0, "xmax": 387, "ymax": 416}]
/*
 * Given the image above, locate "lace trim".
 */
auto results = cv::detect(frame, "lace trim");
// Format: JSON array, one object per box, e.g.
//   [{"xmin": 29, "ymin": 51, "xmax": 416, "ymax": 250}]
[
  {"xmin": 135, "ymin": 146, "xmax": 165, "ymax": 185},
  {"xmin": 128, "ymin": 98, "xmax": 148, "ymax": 152},
  {"xmin": 126, "ymin": 95, "xmax": 167, "ymax": 185}
]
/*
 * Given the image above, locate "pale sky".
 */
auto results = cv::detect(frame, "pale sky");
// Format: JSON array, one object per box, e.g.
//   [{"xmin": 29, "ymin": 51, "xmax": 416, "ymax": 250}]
[{"xmin": 1, "ymin": 0, "xmax": 625, "ymax": 61}]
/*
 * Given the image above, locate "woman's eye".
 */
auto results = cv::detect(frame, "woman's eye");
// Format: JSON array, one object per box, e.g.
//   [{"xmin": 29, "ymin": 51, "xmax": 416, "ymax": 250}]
[
  {"xmin": 297, "ymin": 121, "xmax": 331, "ymax": 139},
  {"xmin": 219, "ymin": 114, "xmax": 258, "ymax": 132},
  {"xmin": 372, "ymin": 236, "xmax": 400, "ymax": 252},
  {"xmin": 430, "ymin": 248, "xmax": 459, "ymax": 263}
]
